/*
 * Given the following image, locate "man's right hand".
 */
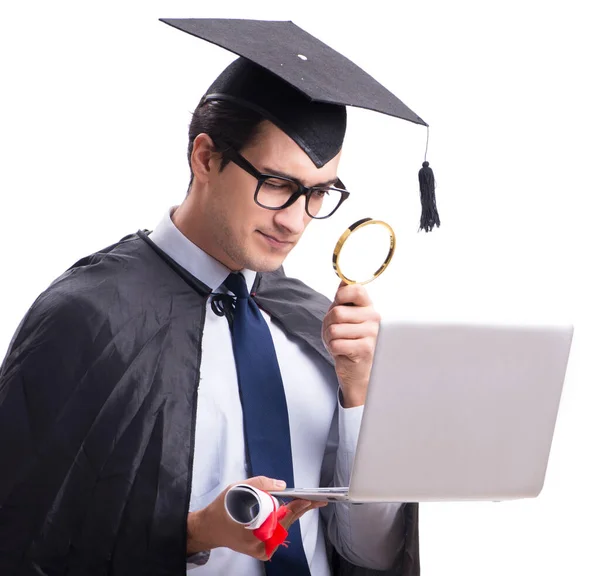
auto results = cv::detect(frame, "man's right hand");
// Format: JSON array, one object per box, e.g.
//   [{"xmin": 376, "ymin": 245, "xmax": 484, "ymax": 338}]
[{"xmin": 186, "ymin": 476, "xmax": 327, "ymax": 561}]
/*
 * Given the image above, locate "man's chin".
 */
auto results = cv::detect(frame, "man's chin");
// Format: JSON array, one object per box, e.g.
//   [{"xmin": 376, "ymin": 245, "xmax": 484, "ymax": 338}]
[
  {"xmin": 245, "ymin": 251, "xmax": 288, "ymax": 273},
  {"xmin": 249, "ymin": 259, "xmax": 286, "ymax": 273},
  {"xmin": 243, "ymin": 241, "xmax": 295, "ymax": 273}
]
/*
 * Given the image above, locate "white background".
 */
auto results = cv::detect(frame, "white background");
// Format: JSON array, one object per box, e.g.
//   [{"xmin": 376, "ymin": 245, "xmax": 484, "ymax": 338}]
[{"xmin": 1, "ymin": 1, "xmax": 598, "ymax": 573}]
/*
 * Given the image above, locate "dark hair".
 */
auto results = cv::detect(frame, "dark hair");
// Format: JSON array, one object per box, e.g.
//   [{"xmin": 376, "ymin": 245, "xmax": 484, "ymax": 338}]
[{"xmin": 187, "ymin": 99, "xmax": 264, "ymax": 187}]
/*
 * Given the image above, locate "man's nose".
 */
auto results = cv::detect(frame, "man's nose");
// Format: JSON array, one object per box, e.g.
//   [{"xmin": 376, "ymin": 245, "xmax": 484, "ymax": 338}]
[{"xmin": 273, "ymin": 194, "xmax": 309, "ymax": 234}]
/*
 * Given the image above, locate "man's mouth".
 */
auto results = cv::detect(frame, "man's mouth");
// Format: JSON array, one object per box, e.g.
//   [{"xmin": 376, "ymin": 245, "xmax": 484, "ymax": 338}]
[{"xmin": 257, "ymin": 231, "xmax": 294, "ymax": 248}]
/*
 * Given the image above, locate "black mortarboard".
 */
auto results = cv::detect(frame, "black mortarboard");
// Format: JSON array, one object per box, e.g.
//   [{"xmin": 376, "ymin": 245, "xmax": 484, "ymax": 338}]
[{"xmin": 160, "ymin": 18, "xmax": 440, "ymax": 231}]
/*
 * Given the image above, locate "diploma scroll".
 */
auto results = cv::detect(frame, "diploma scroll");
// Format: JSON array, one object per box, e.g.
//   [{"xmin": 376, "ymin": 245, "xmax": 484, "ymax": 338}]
[
  {"xmin": 225, "ymin": 484, "xmax": 289, "ymax": 557},
  {"xmin": 224, "ymin": 483, "xmax": 281, "ymax": 529}
]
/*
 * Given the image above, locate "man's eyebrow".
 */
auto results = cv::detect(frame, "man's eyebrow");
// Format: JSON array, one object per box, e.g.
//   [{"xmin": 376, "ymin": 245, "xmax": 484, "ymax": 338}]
[{"xmin": 261, "ymin": 166, "xmax": 339, "ymax": 188}]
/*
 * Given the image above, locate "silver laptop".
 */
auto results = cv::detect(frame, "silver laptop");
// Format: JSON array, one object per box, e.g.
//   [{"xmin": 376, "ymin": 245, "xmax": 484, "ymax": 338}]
[{"xmin": 271, "ymin": 320, "xmax": 573, "ymax": 502}]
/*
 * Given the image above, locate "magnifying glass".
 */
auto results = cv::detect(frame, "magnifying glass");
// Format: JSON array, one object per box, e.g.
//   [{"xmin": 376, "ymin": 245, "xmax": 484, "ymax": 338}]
[{"xmin": 332, "ymin": 218, "xmax": 396, "ymax": 285}]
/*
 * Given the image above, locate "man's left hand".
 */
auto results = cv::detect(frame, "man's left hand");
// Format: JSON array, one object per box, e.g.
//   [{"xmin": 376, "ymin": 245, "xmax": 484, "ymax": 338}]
[{"xmin": 322, "ymin": 282, "xmax": 381, "ymax": 408}]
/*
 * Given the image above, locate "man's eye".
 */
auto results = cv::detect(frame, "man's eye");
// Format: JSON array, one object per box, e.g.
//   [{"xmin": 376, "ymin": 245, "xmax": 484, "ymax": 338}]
[{"xmin": 264, "ymin": 179, "xmax": 291, "ymax": 190}]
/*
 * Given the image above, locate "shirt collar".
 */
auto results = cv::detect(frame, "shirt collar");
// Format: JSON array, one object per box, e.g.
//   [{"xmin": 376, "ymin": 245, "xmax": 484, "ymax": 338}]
[{"xmin": 149, "ymin": 207, "xmax": 257, "ymax": 293}]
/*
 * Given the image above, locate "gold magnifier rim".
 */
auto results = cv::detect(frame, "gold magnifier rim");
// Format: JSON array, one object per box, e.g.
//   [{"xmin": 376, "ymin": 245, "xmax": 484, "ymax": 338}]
[{"xmin": 332, "ymin": 217, "xmax": 396, "ymax": 285}]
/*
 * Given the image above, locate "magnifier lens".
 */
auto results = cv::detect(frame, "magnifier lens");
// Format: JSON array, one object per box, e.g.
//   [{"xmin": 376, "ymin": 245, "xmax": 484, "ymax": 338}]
[{"xmin": 333, "ymin": 219, "xmax": 396, "ymax": 285}]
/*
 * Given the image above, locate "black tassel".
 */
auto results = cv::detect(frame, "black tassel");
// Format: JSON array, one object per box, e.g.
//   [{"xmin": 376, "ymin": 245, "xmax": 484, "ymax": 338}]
[{"xmin": 418, "ymin": 160, "xmax": 440, "ymax": 232}]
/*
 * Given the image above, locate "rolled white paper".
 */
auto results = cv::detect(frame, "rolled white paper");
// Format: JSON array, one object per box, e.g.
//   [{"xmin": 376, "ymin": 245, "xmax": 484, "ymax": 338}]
[{"xmin": 224, "ymin": 484, "xmax": 280, "ymax": 530}]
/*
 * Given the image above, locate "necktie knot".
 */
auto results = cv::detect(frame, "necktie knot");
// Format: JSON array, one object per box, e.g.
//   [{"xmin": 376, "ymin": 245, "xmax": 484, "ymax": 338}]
[{"xmin": 224, "ymin": 273, "xmax": 249, "ymax": 299}]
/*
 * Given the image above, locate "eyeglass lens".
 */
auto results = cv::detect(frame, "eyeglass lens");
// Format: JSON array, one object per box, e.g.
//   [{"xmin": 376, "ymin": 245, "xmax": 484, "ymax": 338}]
[{"xmin": 257, "ymin": 177, "xmax": 343, "ymax": 218}]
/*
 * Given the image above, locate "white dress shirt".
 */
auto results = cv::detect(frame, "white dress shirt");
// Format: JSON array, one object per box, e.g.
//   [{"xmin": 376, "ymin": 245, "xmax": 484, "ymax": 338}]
[{"xmin": 150, "ymin": 210, "xmax": 403, "ymax": 575}]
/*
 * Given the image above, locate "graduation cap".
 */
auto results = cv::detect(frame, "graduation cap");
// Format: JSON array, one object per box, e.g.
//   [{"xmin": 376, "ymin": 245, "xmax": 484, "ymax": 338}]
[{"xmin": 160, "ymin": 18, "xmax": 440, "ymax": 231}]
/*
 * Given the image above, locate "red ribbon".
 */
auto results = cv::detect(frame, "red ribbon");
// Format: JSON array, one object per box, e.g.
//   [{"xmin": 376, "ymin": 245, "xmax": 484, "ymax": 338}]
[{"xmin": 251, "ymin": 494, "xmax": 289, "ymax": 558}]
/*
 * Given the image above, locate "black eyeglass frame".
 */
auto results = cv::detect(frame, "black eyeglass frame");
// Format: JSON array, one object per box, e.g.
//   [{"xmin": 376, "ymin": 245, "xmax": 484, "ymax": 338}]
[{"xmin": 214, "ymin": 140, "xmax": 350, "ymax": 220}]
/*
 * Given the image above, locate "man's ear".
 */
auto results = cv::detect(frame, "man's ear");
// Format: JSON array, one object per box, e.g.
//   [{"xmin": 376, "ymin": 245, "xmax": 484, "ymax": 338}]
[{"xmin": 190, "ymin": 133, "xmax": 219, "ymax": 183}]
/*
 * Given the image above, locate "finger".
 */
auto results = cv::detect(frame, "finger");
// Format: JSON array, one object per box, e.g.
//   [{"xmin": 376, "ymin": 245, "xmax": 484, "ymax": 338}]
[
  {"xmin": 243, "ymin": 476, "xmax": 287, "ymax": 492},
  {"xmin": 300, "ymin": 500, "xmax": 329, "ymax": 511},
  {"xmin": 285, "ymin": 499, "xmax": 314, "ymax": 515},
  {"xmin": 252, "ymin": 543, "xmax": 270, "ymax": 562},
  {"xmin": 277, "ymin": 502, "xmax": 329, "ymax": 535},
  {"xmin": 323, "ymin": 321, "xmax": 379, "ymax": 343},
  {"xmin": 333, "ymin": 283, "xmax": 372, "ymax": 307},
  {"xmin": 284, "ymin": 499, "xmax": 327, "ymax": 519},
  {"xmin": 322, "ymin": 306, "xmax": 380, "ymax": 333},
  {"xmin": 327, "ymin": 337, "xmax": 374, "ymax": 360},
  {"xmin": 279, "ymin": 500, "xmax": 313, "ymax": 530}
]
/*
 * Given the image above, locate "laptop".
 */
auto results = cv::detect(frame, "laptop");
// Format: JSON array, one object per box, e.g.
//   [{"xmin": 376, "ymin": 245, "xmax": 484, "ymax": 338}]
[{"xmin": 271, "ymin": 320, "xmax": 573, "ymax": 502}]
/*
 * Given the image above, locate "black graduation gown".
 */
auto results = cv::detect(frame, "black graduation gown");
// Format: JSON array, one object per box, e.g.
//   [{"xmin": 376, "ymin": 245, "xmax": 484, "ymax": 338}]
[{"xmin": 0, "ymin": 231, "xmax": 419, "ymax": 576}]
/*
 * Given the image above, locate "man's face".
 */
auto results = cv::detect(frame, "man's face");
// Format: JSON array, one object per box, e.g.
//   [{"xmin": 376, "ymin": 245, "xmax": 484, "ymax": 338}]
[{"xmin": 204, "ymin": 121, "xmax": 342, "ymax": 272}]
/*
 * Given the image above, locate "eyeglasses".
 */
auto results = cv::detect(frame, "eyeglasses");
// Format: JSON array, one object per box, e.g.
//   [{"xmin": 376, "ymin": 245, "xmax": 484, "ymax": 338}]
[{"xmin": 214, "ymin": 140, "xmax": 350, "ymax": 219}]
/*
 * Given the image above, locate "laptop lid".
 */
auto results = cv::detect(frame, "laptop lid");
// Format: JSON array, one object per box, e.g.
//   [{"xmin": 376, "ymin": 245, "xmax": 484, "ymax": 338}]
[{"xmin": 349, "ymin": 320, "xmax": 573, "ymax": 502}]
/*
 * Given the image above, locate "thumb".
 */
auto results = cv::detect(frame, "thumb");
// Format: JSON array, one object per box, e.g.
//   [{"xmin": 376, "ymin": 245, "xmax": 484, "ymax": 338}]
[
  {"xmin": 332, "ymin": 280, "xmax": 346, "ymax": 304},
  {"xmin": 244, "ymin": 475, "xmax": 287, "ymax": 492}
]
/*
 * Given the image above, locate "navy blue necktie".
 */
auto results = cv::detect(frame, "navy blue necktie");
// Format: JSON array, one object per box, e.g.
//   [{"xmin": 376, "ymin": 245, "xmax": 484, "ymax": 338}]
[{"xmin": 223, "ymin": 273, "xmax": 311, "ymax": 576}]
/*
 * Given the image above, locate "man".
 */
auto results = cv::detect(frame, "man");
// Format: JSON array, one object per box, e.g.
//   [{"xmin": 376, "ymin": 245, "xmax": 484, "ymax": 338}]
[{"xmin": 0, "ymin": 19, "xmax": 424, "ymax": 576}]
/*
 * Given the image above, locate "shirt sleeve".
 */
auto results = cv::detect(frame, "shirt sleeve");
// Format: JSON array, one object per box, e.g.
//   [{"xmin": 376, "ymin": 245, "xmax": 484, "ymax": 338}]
[
  {"xmin": 319, "ymin": 392, "xmax": 406, "ymax": 571},
  {"xmin": 186, "ymin": 550, "xmax": 211, "ymax": 568}
]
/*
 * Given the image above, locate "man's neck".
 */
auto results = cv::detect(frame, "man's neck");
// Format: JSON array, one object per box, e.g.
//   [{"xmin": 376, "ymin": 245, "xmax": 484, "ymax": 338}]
[{"xmin": 171, "ymin": 202, "xmax": 241, "ymax": 272}]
